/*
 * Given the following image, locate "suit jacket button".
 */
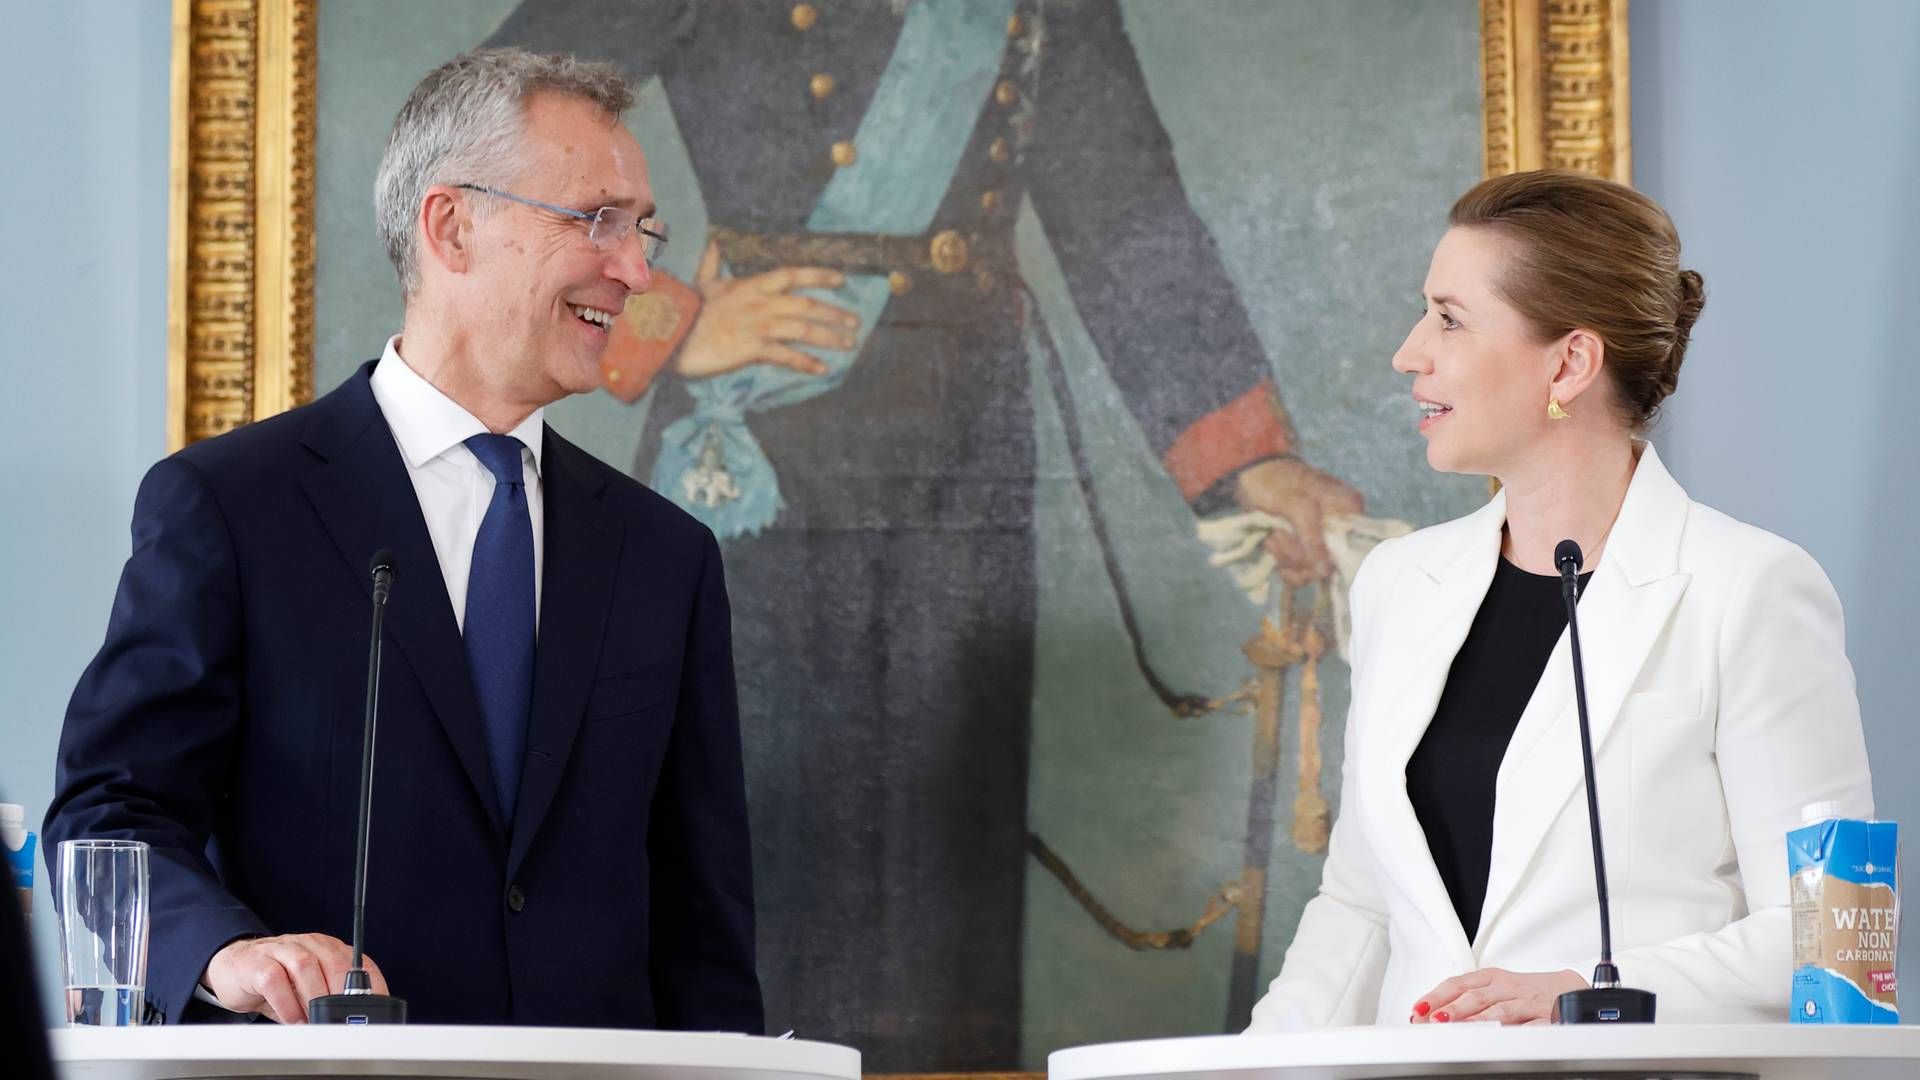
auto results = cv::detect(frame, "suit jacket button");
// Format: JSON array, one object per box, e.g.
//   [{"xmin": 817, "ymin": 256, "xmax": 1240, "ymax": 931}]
[
  {"xmin": 810, "ymin": 72, "xmax": 836, "ymax": 100},
  {"xmin": 791, "ymin": 3, "xmax": 819, "ymax": 31},
  {"xmin": 988, "ymin": 137, "xmax": 1011, "ymax": 163},
  {"xmin": 506, "ymin": 884, "xmax": 526, "ymax": 913},
  {"xmin": 995, "ymin": 80, "xmax": 1019, "ymax": 107},
  {"xmin": 831, "ymin": 140, "xmax": 858, "ymax": 167}
]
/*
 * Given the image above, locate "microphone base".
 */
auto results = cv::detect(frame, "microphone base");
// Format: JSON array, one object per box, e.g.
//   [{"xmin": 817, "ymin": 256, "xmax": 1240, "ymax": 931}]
[
  {"xmin": 308, "ymin": 992, "xmax": 408, "ymax": 1025},
  {"xmin": 1555, "ymin": 986, "xmax": 1656, "ymax": 1024}
]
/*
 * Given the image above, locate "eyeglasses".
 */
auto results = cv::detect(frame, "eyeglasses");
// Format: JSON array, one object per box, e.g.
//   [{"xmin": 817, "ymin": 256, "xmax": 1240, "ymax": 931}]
[{"xmin": 454, "ymin": 184, "xmax": 670, "ymax": 263}]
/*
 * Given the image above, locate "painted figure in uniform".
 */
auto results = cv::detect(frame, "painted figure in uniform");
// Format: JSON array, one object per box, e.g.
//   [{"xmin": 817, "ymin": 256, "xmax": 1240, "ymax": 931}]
[{"xmin": 492, "ymin": 0, "xmax": 1366, "ymax": 1068}]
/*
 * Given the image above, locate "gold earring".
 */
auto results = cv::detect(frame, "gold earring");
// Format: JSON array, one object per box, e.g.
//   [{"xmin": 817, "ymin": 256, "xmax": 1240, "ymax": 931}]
[{"xmin": 1547, "ymin": 397, "xmax": 1571, "ymax": 421}]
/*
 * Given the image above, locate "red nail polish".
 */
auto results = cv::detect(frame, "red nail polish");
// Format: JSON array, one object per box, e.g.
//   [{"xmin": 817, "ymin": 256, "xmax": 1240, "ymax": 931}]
[
  {"xmin": 1434, "ymin": 1010, "xmax": 1451, "ymax": 1023},
  {"xmin": 1413, "ymin": 1001, "xmax": 1431, "ymax": 1017}
]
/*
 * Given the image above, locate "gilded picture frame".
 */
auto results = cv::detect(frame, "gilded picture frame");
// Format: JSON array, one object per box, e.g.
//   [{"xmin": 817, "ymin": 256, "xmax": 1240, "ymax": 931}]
[{"xmin": 160, "ymin": 2, "xmax": 1631, "ymax": 1075}]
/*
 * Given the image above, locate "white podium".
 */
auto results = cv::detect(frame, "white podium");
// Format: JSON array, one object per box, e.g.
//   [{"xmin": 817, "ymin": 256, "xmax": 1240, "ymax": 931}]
[
  {"xmin": 1049, "ymin": 1025, "xmax": 1920, "ymax": 1080},
  {"xmin": 50, "ymin": 1026, "xmax": 859, "ymax": 1080}
]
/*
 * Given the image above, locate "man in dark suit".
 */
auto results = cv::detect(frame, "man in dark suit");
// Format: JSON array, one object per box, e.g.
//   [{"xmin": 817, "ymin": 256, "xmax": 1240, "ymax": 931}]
[{"xmin": 44, "ymin": 49, "xmax": 761, "ymax": 1032}]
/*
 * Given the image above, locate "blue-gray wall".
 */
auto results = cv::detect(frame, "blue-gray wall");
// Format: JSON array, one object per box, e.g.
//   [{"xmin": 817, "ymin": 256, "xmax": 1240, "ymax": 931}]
[
  {"xmin": 1, "ymin": 0, "xmax": 1913, "ymax": 1024},
  {"xmin": 0, "ymin": 1, "xmax": 172, "ymax": 1016}
]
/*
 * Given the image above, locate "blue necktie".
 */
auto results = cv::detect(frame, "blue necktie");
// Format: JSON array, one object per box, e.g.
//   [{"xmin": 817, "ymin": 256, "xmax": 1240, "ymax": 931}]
[{"xmin": 464, "ymin": 433, "xmax": 535, "ymax": 822}]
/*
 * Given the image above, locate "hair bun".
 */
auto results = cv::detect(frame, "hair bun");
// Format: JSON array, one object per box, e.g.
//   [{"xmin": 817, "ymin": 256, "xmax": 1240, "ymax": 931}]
[
  {"xmin": 1658, "ymin": 268, "xmax": 1706, "ymax": 401},
  {"xmin": 1675, "ymin": 269, "xmax": 1706, "ymax": 337}
]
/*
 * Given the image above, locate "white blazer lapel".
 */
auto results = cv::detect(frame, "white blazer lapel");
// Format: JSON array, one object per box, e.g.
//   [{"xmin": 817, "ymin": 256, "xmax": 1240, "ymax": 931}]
[
  {"xmin": 1359, "ymin": 494, "xmax": 1505, "ymax": 961},
  {"xmin": 1479, "ymin": 445, "xmax": 1694, "ymax": 938}
]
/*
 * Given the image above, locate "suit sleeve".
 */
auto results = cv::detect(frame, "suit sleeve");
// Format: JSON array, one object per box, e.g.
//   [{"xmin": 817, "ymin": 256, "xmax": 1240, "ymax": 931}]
[
  {"xmin": 647, "ymin": 527, "xmax": 764, "ymax": 1032},
  {"xmin": 1027, "ymin": 0, "xmax": 1294, "ymax": 504},
  {"xmin": 43, "ymin": 456, "xmax": 270, "ymax": 1026},
  {"xmin": 1247, "ymin": 545, "xmax": 1395, "ymax": 1030},
  {"xmin": 1602, "ymin": 542, "xmax": 1873, "ymax": 1022}
]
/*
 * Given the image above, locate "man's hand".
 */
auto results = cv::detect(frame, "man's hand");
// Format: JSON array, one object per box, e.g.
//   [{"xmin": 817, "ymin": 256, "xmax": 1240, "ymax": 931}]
[
  {"xmin": 1232, "ymin": 457, "xmax": 1366, "ymax": 586},
  {"xmin": 203, "ymin": 933, "xmax": 388, "ymax": 1023},
  {"xmin": 1408, "ymin": 967, "xmax": 1587, "ymax": 1025},
  {"xmin": 675, "ymin": 241, "xmax": 862, "ymax": 379}
]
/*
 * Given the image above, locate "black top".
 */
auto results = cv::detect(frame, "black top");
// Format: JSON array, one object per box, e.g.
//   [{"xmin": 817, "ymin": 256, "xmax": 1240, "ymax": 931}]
[{"xmin": 1404, "ymin": 557, "xmax": 1591, "ymax": 941}]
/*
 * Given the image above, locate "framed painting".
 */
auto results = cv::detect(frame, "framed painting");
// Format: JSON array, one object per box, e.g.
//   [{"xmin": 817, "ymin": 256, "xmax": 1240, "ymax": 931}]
[{"xmin": 167, "ymin": 0, "xmax": 1629, "ymax": 1073}]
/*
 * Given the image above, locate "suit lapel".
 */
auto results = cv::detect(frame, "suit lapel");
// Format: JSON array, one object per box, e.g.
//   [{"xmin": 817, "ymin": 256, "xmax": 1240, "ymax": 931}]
[
  {"xmin": 507, "ymin": 429, "xmax": 624, "ymax": 879},
  {"xmin": 298, "ymin": 365, "xmax": 506, "ymax": 839},
  {"xmin": 1478, "ymin": 444, "xmax": 1693, "ymax": 940},
  {"xmin": 1361, "ymin": 495, "xmax": 1506, "ymax": 966}
]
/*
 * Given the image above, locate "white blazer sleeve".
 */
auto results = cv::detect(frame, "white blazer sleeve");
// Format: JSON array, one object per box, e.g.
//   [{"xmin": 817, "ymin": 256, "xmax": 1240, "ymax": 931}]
[
  {"xmin": 1246, "ymin": 548, "xmax": 1395, "ymax": 1031},
  {"xmin": 1608, "ymin": 541, "xmax": 1873, "ymax": 1022}
]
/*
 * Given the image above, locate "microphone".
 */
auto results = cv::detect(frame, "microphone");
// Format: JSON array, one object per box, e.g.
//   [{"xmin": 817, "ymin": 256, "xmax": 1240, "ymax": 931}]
[
  {"xmin": 309, "ymin": 550, "xmax": 409, "ymax": 1024},
  {"xmin": 1551, "ymin": 539, "xmax": 1655, "ymax": 1024}
]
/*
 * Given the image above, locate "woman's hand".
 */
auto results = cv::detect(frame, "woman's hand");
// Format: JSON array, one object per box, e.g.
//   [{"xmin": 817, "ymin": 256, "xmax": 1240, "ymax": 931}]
[{"xmin": 1408, "ymin": 967, "xmax": 1587, "ymax": 1025}]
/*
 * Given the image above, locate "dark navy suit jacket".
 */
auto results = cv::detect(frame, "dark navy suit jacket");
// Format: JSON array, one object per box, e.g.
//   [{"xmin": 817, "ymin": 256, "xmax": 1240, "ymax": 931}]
[{"xmin": 45, "ymin": 362, "xmax": 762, "ymax": 1031}]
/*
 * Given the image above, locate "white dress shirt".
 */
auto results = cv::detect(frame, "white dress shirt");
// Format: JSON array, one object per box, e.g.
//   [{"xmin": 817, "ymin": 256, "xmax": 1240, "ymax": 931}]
[{"xmin": 369, "ymin": 335, "xmax": 545, "ymax": 631}]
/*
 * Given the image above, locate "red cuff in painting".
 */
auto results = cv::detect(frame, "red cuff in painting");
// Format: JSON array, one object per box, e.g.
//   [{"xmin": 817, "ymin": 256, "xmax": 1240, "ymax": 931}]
[
  {"xmin": 599, "ymin": 273, "xmax": 701, "ymax": 403},
  {"xmin": 1162, "ymin": 379, "xmax": 1295, "ymax": 502}
]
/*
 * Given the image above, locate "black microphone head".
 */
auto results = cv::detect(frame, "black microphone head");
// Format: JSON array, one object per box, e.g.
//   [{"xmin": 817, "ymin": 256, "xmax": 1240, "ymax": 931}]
[
  {"xmin": 1555, "ymin": 539, "xmax": 1584, "ymax": 575},
  {"xmin": 369, "ymin": 549, "xmax": 397, "ymax": 581}
]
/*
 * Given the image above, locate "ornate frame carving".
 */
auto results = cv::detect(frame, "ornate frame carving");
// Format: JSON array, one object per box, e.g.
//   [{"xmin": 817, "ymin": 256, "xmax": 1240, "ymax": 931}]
[
  {"xmin": 167, "ymin": 0, "xmax": 315, "ymax": 451},
  {"xmin": 1482, "ymin": 0, "xmax": 1633, "ymax": 180}
]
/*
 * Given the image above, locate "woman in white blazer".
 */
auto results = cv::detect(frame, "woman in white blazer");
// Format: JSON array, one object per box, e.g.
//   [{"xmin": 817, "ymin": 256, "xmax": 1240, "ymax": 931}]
[{"xmin": 1249, "ymin": 171, "xmax": 1873, "ymax": 1030}]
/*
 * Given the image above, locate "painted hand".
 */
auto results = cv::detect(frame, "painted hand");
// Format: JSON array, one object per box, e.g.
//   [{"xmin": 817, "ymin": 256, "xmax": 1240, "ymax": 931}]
[
  {"xmin": 676, "ymin": 240, "xmax": 862, "ymax": 378},
  {"xmin": 1409, "ymin": 967, "xmax": 1588, "ymax": 1025},
  {"xmin": 1232, "ymin": 457, "xmax": 1366, "ymax": 586}
]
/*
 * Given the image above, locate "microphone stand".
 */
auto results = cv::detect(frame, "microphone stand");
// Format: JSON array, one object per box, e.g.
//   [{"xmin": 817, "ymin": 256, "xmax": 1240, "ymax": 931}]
[
  {"xmin": 310, "ymin": 551, "xmax": 409, "ymax": 1024},
  {"xmin": 1553, "ymin": 539, "xmax": 1655, "ymax": 1024}
]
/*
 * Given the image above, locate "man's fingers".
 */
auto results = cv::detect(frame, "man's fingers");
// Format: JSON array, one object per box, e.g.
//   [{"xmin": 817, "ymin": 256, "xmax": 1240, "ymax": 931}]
[
  {"xmin": 315, "ymin": 948, "xmax": 356, "ymax": 998},
  {"xmin": 1294, "ymin": 507, "xmax": 1336, "ymax": 581},
  {"xmin": 272, "ymin": 944, "xmax": 331, "ymax": 1021},
  {"xmin": 251, "ymin": 958, "xmax": 306, "ymax": 1025},
  {"xmin": 1321, "ymin": 482, "xmax": 1366, "ymax": 516},
  {"xmin": 206, "ymin": 933, "xmax": 383, "ymax": 1022},
  {"xmin": 1264, "ymin": 532, "xmax": 1331, "ymax": 587},
  {"xmin": 752, "ymin": 266, "xmax": 845, "ymax": 294},
  {"xmin": 1264, "ymin": 532, "xmax": 1312, "ymax": 582},
  {"xmin": 766, "ymin": 294, "xmax": 861, "ymax": 329},
  {"xmin": 754, "ymin": 344, "xmax": 830, "ymax": 375},
  {"xmin": 362, "ymin": 953, "xmax": 391, "ymax": 996},
  {"xmin": 764, "ymin": 317, "xmax": 856, "ymax": 351}
]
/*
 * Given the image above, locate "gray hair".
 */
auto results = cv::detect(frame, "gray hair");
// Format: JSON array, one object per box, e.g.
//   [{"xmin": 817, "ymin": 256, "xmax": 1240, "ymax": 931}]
[{"xmin": 374, "ymin": 48, "xmax": 634, "ymax": 296}]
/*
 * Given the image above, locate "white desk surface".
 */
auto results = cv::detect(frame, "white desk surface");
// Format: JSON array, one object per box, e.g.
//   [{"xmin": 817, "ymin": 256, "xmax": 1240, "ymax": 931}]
[
  {"xmin": 1049, "ymin": 1024, "xmax": 1920, "ymax": 1080},
  {"xmin": 50, "ymin": 1025, "xmax": 860, "ymax": 1080}
]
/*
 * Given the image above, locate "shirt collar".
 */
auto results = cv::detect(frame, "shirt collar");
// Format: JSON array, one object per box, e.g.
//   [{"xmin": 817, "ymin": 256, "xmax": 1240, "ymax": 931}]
[{"xmin": 370, "ymin": 335, "xmax": 545, "ymax": 476}]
